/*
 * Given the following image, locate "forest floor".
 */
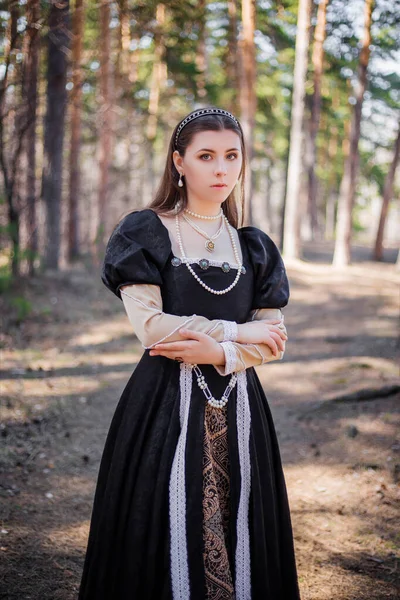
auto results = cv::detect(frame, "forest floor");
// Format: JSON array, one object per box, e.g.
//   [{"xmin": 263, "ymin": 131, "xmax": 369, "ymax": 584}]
[{"xmin": 0, "ymin": 243, "xmax": 399, "ymax": 600}]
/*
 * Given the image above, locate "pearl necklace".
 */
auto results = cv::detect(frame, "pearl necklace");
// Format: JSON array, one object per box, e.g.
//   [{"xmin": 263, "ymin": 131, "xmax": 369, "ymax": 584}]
[
  {"xmin": 184, "ymin": 208, "xmax": 223, "ymax": 220},
  {"xmin": 175, "ymin": 213, "xmax": 243, "ymax": 295},
  {"xmin": 193, "ymin": 364, "xmax": 237, "ymax": 408},
  {"xmin": 182, "ymin": 212, "xmax": 225, "ymax": 252}
]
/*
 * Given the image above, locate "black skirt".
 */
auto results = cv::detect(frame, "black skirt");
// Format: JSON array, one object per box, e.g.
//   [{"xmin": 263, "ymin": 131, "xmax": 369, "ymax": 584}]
[{"xmin": 78, "ymin": 356, "xmax": 300, "ymax": 600}]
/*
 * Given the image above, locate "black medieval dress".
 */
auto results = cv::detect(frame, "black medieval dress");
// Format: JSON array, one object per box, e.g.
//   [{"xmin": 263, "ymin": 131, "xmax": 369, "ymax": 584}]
[{"xmin": 78, "ymin": 208, "xmax": 301, "ymax": 600}]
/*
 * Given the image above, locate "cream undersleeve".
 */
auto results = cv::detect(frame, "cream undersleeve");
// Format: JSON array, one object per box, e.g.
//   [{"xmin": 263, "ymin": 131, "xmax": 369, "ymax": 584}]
[{"xmin": 120, "ymin": 283, "xmax": 287, "ymax": 375}]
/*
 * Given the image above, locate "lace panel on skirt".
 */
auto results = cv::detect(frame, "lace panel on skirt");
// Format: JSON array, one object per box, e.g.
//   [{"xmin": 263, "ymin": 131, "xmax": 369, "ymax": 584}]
[{"xmin": 202, "ymin": 403, "xmax": 235, "ymax": 599}]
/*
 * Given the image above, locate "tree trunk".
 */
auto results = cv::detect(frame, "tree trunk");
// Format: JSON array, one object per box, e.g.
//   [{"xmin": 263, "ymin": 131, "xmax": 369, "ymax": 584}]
[
  {"xmin": 283, "ymin": 0, "xmax": 312, "ymax": 259},
  {"xmin": 42, "ymin": 0, "xmax": 70, "ymax": 270},
  {"xmin": 116, "ymin": 0, "xmax": 130, "ymax": 84},
  {"xmin": 324, "ymin": 84, "xmax": 339, "ymax": 240},
  {"xmin": 195, "ymin": 0, "xmax": 208, "ymax": 101},
  {"xmin": 129, "ymin": 30, "xmax": 140, "ymax": 85},
  {"xmin": 68, "ymin": 0, "xmax": 84, "ymax": 262},
  {"xmin": 146, "ymin": 4, "xmax": 166, "ymax": 141},
  {"xmin": 305, "ymin": 0, "xmax": 329, "ymax": 241},
  {"xmin": 226, "ymin": 0, "xmax": 240, "ymax": 115},
  {"xmin": 97, "ymin": 0, "xmax": 113, "ymax": 246},
  {"xmin": 0, "ymin": 1, "xmax": 21, "ymax": 276},
  {"xmin": 239, "ymin": 0, "xmax": 257, "ymax": 225},
  {"xmin": 117, "ymin": 0, "xmax": 139, "ymax": 85},
  {"xmin": 373, "ymin": 120, "xmax": 400, "ymax": 261},
  {"xmin": 323, "ymin": 121, "xmax": 338, "ymax": 241},
  {"xmin": 115, "ymin": 0, "xmax": 140, "ymax": 212},
  {"xmin": 145, "ymin": 4, "xmax": 167, "ymax": 204},
  {"xmin": 333, "ymin": 0, "xmax": 374, "ymax": 267},
  {"xmin": 24, "ymin": 0, "xmax": 40, "ymax": 275}
]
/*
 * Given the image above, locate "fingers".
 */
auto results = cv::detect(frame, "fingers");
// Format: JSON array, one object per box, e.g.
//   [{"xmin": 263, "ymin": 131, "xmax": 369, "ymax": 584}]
[
  {"xmin": 150, "ymin": 330, "xmax": 207, "ymax": 355},
  {"xmin": 261, "ymin": 320, "xmax": 287, "ymax": 336},
  {"xmin": 149, "ymin": 345, "xmax": 189, "ymax": 357},
  {"xmin": 150, "ymin": 350, "xmax": 183, "ymax": 359},
  {"xmin": 261, "ymin": 322, "xmax": 287, "ymax": 342},
  {"xmin": 264, "ymin": 337, "xmax": 279, "ymax": 356},
  {"xmin": 151, "ymin": 341, "xmax": 189, "ymax": 351},
  {"xmin": 269, "ymin": 331, "xmax": 285, "ymax": 352},
  {"xmin": 267, "ymin": 325, "xmax": 288, "ymax": 340}
]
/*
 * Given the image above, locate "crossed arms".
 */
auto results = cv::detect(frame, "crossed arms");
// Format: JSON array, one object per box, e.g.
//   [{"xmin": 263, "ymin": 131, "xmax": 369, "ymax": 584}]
[{"xmin": 119, "ymin": 283, "xmax": 287, "ymax": 375}]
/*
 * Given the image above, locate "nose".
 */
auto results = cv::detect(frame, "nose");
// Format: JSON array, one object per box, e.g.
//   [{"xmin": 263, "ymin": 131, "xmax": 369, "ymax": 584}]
[{"xmin": 214, "ymin": 160, "xmax": 227, "ymax": 176}]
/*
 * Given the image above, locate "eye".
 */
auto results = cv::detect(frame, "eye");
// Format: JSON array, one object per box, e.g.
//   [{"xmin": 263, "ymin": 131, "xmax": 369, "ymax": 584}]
[{"xmin": 199, "ymin": 153, "xmax": 238, "ymax": 160}]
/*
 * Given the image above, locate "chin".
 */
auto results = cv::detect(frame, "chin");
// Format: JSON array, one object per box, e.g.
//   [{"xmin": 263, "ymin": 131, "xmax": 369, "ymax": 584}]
[{"xmin": 200, "ymin": 195, "xmax": 226, "ymax": 204}]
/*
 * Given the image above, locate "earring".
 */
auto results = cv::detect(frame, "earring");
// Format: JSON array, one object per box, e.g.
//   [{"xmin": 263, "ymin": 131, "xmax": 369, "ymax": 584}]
[{"xmin": 178, "ymin": 173, "xmax": 184, "ymax": 187}]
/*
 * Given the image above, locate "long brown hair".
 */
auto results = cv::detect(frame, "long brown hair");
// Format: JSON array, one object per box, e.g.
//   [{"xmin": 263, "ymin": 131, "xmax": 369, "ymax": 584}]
[{"xmin": 147, "ymin": 107, "xmax": 247, "ymax": 228}]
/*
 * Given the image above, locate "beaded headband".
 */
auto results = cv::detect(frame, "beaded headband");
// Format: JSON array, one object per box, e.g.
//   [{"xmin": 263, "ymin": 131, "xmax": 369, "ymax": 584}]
[{"xmin": 174, "ymin": 108, "xmax": 239, "ymax": 147}]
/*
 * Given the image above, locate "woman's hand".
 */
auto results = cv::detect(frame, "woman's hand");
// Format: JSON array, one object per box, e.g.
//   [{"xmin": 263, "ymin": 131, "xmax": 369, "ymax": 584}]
[
  {"xmin": 237, "ymin": 319, "xmax": 287, "ymax": 356},
  {"xmin": 149, "ymin": 329, "xmax": 225, "ymax": 365}
]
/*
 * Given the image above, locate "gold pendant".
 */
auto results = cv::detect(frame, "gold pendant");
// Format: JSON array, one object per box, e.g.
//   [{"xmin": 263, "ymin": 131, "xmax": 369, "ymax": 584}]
[{"xmin": 205, "ymin": 239, "xmax": 215, "ymax": 252}]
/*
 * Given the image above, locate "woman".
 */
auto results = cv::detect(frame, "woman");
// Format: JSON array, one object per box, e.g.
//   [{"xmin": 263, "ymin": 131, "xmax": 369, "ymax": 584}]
[{"xmin": 78, "ymin": 107, "xmax": 301, "ymax": 600}]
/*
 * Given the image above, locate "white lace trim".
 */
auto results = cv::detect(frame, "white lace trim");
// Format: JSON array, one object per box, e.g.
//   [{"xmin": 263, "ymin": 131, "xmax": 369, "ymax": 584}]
[
  {"xmin": 220, "ymin": 341, "xmax": 238, "ymax": 375},
  {"xmin": 235, "ymin": 370, "xmax": 252, "ymax": 599},
  {"xmin": 169, "ymin": 364, "xmax": 252, "ymax": 599},
  {"xmin": 222, "ymin": 320, "xmax": 238, "ymax": 342},
  {"xmin": 169, "ymin": 362, "xmax": 193, "ymax": 599}
]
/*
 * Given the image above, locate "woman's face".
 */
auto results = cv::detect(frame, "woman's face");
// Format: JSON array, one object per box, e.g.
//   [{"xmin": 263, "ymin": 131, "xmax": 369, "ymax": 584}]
[{"xmin": 173, "ymin": 129, "xmax": 243, "ymax": 207}]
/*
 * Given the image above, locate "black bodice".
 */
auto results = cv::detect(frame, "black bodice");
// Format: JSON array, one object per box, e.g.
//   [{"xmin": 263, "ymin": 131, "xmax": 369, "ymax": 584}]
[{"xmin": 101, "ymin": 208, "xmax": 289, "ymax": 323}]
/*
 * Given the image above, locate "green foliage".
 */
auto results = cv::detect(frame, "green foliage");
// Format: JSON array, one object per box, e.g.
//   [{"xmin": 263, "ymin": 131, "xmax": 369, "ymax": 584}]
[
  {"xmin": 94, "ymin": 223, "xmax": 105, "ymax": 245},
  {"xmin": 363, "ymin": 157, "xmax": 386, "ymax": 195},
  {"xmin": 0, "ymin": 264, "xmax": 12, "ymax": 294},
  {"xmin": 8, "ymin": 296, "xmax": 32, "ymax": 321},
  {"xmin": 353, "ymin": 203, "xmax": 367, "ymax": 234},
  {"xmin": 1, "ymin": 0, "xmax": 399, "ymax": 265}
]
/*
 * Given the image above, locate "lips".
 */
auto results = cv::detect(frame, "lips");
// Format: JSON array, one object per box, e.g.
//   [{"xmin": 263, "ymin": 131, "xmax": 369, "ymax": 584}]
[{"xmin": 211, "ymin": 184, "xmax": 227, "ymax": 187}]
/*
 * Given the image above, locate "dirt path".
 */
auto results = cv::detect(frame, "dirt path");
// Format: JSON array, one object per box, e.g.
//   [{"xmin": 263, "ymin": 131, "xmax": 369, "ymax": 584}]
[{"xmin": 1, "ymin": 254, "xmax": 399, "ymax": 599}]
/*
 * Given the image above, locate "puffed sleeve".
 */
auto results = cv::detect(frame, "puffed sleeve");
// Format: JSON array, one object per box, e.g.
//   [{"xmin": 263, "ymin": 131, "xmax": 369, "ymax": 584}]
[
  {"xmin": 240, "ymin": 226, "xmax": 290, "ymax": 309},
  {"xmin": 101, "ymin": 209, "xmax": 172, "ymax": 299},
  {"xmin": 101, "ymin": 209, "xmax": 239, "ymax": 347}
]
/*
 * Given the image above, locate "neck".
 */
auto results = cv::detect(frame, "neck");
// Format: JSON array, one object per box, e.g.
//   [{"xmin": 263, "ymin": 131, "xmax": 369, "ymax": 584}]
[{"xmin": 186, "ymin": 198, "xmax": 222, "ymax": 217}]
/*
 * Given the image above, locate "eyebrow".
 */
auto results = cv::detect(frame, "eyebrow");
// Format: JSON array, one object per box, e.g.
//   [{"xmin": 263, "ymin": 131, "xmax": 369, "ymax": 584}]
[{"xmin": 195, "ymin": 147, "xmax": 240, "ymax": 153}]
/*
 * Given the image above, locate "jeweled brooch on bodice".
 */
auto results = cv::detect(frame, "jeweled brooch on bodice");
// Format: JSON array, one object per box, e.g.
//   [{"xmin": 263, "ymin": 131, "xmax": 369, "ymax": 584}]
[{"xmin": 171, "ymin": 256, "xmax": 246, "ymax": 274}]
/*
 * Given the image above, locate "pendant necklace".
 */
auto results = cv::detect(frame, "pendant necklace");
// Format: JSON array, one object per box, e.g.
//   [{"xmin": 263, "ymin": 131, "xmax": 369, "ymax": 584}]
[
  {"xmin": 175, "ymin": 213, "xmax": 243, "ymax": 295},
  {"xmin": 181, "ymin": 212, "xmax": 224, "ymax": 253}
]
